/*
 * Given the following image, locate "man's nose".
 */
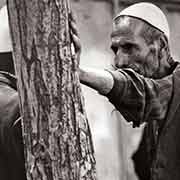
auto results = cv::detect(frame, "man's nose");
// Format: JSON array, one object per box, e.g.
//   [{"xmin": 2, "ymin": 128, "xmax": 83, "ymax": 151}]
[{"xmin": 114, "ymin": 54, "xmax": 129, "ymax": 68}]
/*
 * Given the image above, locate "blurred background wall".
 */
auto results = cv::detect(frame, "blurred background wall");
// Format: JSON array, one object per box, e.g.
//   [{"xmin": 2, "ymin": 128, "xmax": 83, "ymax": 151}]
[{"xmin": 1, "ymin": 0, "xmax": 180, "ymax": 180}]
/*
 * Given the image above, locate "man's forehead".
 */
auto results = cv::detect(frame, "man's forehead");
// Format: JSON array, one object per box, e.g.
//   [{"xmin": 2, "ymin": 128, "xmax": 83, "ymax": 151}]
[
  {"xmin": 111, "ymin": 17, "xmax": 144, "ymax": 38},
  {"xmin": 114, "ymin": 17, "xmax": 131, "ymax": 27}
]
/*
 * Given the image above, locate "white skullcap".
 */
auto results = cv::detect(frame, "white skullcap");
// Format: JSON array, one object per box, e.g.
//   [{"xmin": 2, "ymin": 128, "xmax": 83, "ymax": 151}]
[
  {"xmin": 114, "ymin": 2, "xmax": 170, "ymax": 40},
  {"xmin": 0, "ymin": 5, "xmax": 12, "ymax": 52}
]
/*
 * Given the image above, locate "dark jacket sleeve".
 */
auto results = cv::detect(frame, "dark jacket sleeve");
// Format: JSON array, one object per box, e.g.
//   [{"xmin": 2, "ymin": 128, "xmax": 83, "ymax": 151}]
[{"xmin": 106, "ymin": 68, "xmax": 172, "ymax": 127}]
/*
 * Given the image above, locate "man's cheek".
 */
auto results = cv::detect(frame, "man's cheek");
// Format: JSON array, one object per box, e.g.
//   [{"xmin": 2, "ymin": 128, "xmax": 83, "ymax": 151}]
[{"xmin": 147, "ymin": 54, "xmax": 159, "ymax": 73}]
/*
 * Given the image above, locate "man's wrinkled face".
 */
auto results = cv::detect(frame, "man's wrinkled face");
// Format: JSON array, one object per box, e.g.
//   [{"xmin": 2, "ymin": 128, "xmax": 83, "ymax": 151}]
[{"xmin": 111, "ymin": 17, "xmax": 159, "ymax": 77}]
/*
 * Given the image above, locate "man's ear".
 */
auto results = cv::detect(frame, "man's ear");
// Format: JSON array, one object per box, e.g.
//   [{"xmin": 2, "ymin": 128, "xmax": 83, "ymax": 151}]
[
  {"xmin": 159, "ymin": 35, "xmax": 168, "ymax": 52},
  {"xmin": 157, "ymin": 35, "xmax": 168, "ymax": 60}
]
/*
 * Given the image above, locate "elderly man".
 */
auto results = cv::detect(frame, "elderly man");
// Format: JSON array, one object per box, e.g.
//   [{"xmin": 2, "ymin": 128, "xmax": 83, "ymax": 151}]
[
  {"xmin": 71, "ymin": 2, "xmax": 180, "ymax": 180},
  {"xmin": 0, "ymin": 6, "xmax": 26, "ymax": 180}
]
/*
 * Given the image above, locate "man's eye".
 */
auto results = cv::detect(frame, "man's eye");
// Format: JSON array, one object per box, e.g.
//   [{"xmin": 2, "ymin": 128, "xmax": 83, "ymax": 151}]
[
  {"xmin": 121, "ymin": 43, "xmax": 133, "ymax": 52},
  {"xmin": 111, "ymin": 45, "xmax": 118, "ymax": 54}
]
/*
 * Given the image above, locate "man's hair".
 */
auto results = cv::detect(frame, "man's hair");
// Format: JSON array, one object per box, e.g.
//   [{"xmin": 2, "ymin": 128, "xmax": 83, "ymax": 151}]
[
  {"xmin": 140, "ymin": 19, "xmax": 175, "ymax": 67},
  {"xmin": 140, "ymin": 21, "xmax": 165, "ymax": 44}
]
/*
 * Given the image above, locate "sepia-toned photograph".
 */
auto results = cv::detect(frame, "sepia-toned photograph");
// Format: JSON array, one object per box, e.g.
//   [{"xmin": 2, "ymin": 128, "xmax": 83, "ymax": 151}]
[{"xmin": 0, "ymin": 0, "xmax": 180, "ymax": 179}]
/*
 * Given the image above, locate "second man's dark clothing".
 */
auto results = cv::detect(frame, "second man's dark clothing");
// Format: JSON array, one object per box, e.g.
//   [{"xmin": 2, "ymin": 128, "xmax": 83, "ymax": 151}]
[{"xmin": 0, "ymin": 71, "xmax": 26, "ymax": 180}]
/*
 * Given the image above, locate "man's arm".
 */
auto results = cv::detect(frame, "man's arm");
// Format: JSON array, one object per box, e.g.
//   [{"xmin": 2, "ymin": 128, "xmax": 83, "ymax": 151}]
[
  {"xmin": 79, "ymin": 67, "xmax": 173, "ymax": 127},
  {"xmin": 79, "ymin": 67, "xmax": 114, "ymax": 95}
]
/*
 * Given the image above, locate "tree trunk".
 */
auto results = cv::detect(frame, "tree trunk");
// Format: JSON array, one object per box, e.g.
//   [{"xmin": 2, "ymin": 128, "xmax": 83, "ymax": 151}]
[{"xmin": 7, "ymin": 0, "xmax": 97, "ymax": 179}]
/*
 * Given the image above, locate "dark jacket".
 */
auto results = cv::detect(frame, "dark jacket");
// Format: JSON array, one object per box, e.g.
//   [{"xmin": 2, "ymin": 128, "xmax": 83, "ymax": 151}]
[
  {"xmin": 133, "ymin": 64, "xmax": 180, "ymax": 180},
  {"xmin": 0, "ymin": 71, "xmax": 26, "ymax": 180}
]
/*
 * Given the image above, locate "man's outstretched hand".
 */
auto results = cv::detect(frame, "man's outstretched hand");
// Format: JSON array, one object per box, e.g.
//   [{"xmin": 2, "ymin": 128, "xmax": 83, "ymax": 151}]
[{"xmin": 68, "ymin": 11, "xmax": 114, "ymax": 95}]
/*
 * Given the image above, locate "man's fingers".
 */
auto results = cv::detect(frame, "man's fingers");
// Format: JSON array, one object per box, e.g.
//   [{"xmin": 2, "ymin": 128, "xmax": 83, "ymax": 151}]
[
  {"xmin": 69, "ymin": 11, "xmax": 80, "ymax": 41},
  {"xmin": 69, "ymin": 10, "xmax": 77, "ymax": 23},
  {"xmin": 69, "ymin": 11, "xmax": 81, "ymax": 60},
  {"xmin": 70, "ymin": 31, "xmax": 81, "ymax": 52},
  {"xmin": 70, "ymin": 20, "xmax": 79, "ymax": 37}
]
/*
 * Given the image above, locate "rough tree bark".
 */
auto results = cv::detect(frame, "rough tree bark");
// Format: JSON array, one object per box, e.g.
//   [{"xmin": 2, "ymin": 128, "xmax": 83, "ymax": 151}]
[{"xmin": 7, "ymin": 0, "xmax": 97, "ymax": 179}]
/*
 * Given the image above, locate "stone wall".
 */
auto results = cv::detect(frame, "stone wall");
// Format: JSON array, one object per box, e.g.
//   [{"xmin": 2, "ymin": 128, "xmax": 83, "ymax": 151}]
[{"xmin": 0, "ymin": 0, "xmax": 5, "ymax": 8}]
